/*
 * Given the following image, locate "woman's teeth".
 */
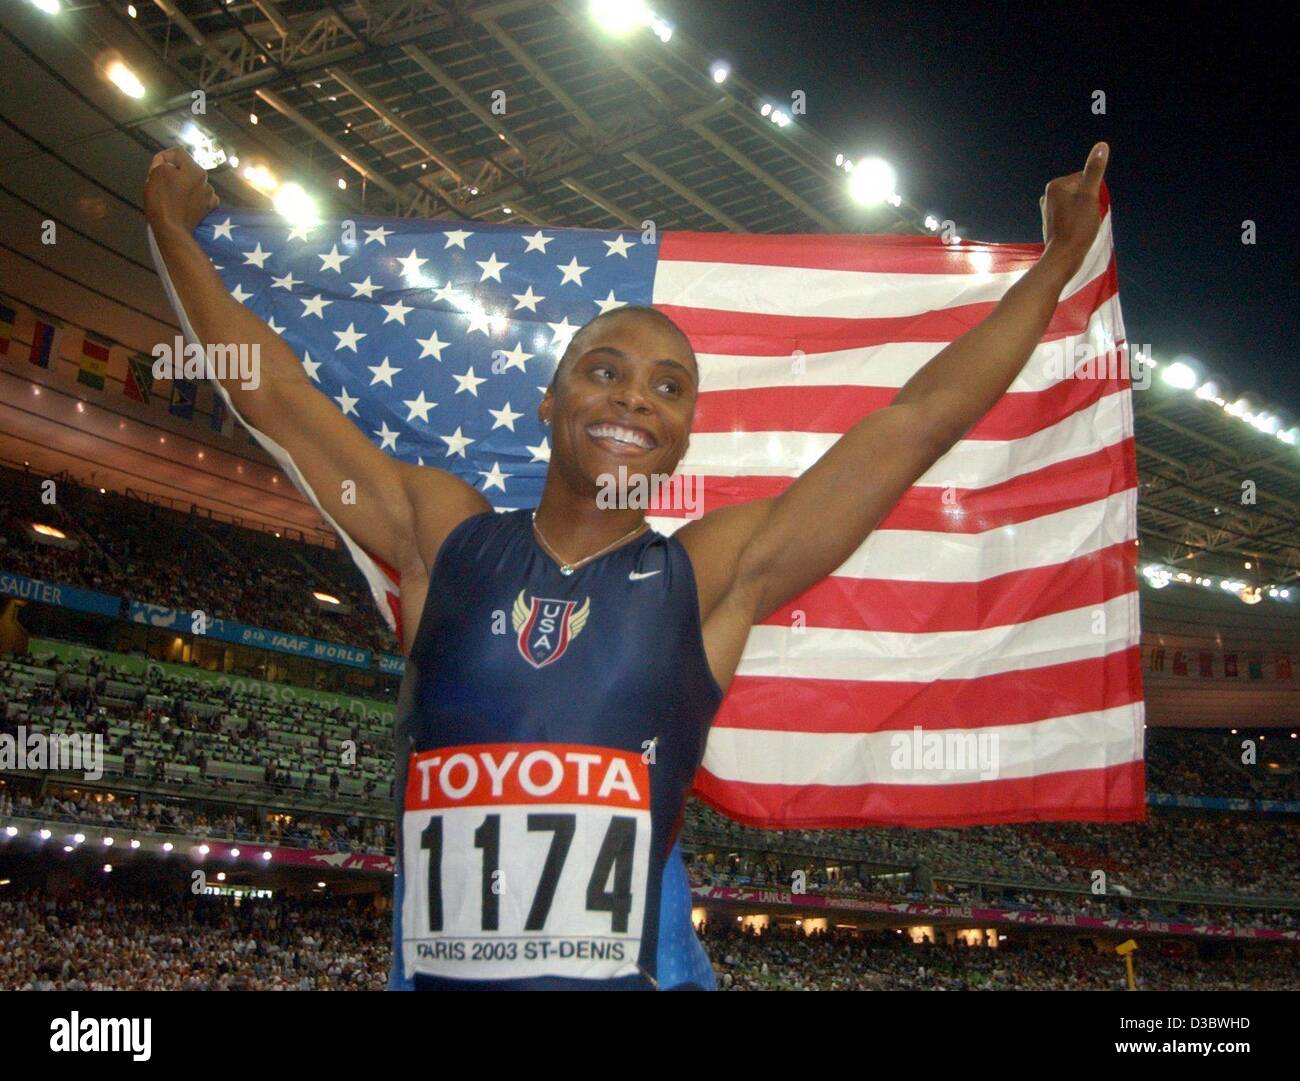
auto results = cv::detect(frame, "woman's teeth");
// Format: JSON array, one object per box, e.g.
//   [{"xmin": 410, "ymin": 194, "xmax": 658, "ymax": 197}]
[{"xmin": 588, "ymin": 424, "xmax": 654, "ymax": 449}]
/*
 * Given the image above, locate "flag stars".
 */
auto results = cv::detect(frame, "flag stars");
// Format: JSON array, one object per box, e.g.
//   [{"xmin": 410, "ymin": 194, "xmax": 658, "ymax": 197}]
[
  {"xmin": 479, "ymin": 462, "xmax": 511, "ymax": 492},
  {"xmin": 267, "ymin": 318, "xmax": 286, "ymax": 335},
  {"xmin": 522, "ymin": 231, "xmax": 554, "ymax": 253},
  {"xmin": 443, "ymin": 229, "xmax": 473, "ymax": 250},
  {"xmin": 594, "ymin": 290, "xmax": 625, "ymax": 315},
  {"xmin": 603, "ymin": 234, "xmax": 634, "ymax": 258},
  {"xmin": 367, "ymin": 357, "xmax": 402, "ymax": 386},
  {"xmin": 381, "ymin": 299, "xmax": 413, "ymax": 325},
  {"xmin": 287, "ymin": 223, "xmax": 315, "ymax": 243},
  {"xmin": 415, "ymin": 330, "xmax": 449, "ymax": 360},
  {"xmin": 396, "ymin": 249, "xmax": 428, "ymax": 280},
  {"xmin": 494, "ymin": 342, "xmax": 533, "ymax": 374},
  {"xmin": 230, "ymin": 284, "xmax": 252, "ymax": 303},
  {"xmin": 476, "ymin": 252, "xmax": 509, "ymax": 282},
  {"xmin": 373, "ymin": 421, "xmax": 400, "ymax": 451},
  {"xmin": 364, "ymin": 225, "xmax": 394, "ymax": 246},
  {"xmin": 464, "ymin": 308, "xmax": 494, "ymax": 337},
  {"xmin": 270, "ymin": 271, "xmax": 301, "ymax": 291},
  {"xmin": 548, "ymin": 317, "xmax": 579, "ymax": 351},
  {"xmin": 402, "ymin": 391, "xmax": 437, "ymax": 423},
  {"xmin": 452, "ymin": 367, "xmax": 486, "ymax": 396},
  {"xmin": 242, "ymin": 243, "xmax": 272, "ymax": 268},
  {"xmin": 333, "ymin": 323, "xmax": 366, "ymax": 351},
  {"xmin": 212, "ymin": 218, "xmax": 236, "ymax": 241},
  {"xmin": 488, "ymin": 402, "xmax": 523, "ymax": 431},
  {"xmin": 440, "ymin": 426, "xmax": 474, "ymax": 458},
  {"xmin": 525, "ymin": 436, "xmax": 551, "ymax": 463},
  {"xmin": 334, "ymin": 387, "xmax": 359, "ymax": 416},
  {"xmin": 301, "ymin": 352, "xmax": 321, "ymax": 381},
  {"xmin": 557, "ymin": 256, "xmax": 590, "ymax": 286},
  {"xmin": 350, "ymin": 276, "xmax": 381, "ymax": 298},
  {"xmin": 512, "ymin": 285, "xmax": 545, "ymax": 312},
  {"xmin": 318, "ymin": 244, "xmax": 349, "ymax": 273},
  {"xmin": 301, "ymin": 294, "xmax": 333, "ymax": 318}
]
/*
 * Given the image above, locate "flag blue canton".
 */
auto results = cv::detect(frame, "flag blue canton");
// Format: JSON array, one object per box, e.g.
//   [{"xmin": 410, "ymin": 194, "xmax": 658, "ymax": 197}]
[{"xmin": 198, "ymin": 210, "xmax": 659, "ymax": 509}]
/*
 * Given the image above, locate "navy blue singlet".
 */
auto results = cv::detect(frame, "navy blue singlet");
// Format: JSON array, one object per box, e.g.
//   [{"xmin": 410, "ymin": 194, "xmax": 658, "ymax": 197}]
[{"xmin": 388, "ymin": 508, "xmax": 725, "ymax": 990}]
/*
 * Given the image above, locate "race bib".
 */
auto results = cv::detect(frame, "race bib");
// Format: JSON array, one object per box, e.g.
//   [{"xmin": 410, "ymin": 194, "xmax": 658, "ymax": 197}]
[{"xmin": 400, "ymin": 742, "xmax": 652, "ymax": 983}]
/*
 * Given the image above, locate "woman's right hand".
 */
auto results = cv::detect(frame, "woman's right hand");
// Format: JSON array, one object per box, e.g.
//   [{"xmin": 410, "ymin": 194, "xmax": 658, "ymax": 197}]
[{"xmin": 143, "ymin": 147, "xmax": 220, "ymax": 235}]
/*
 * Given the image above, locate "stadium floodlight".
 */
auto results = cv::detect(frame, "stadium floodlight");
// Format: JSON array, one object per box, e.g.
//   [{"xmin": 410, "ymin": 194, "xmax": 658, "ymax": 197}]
[
  {"xmin": 102, "ymin": 836, "xmax": 113, "ymax": 846},
  {"xmin": 106, "ymin": 60, "xmax": 145, "ymax": 99},
  {"xmin": 103, "ymin": 864, "xmax": 112, "ymax": 873},
  {"xmin": 31, "ymin": 0, "xmax": 61, "ymax": 14},
  {"xmin": 273, "ymin": 182, "xmax": 320, "ymax": 226},
  {"xmin": 649, "ymin": 15, "xmax": 672, "ymax": 41},
  {"xmin": 848, "ymin": 157, "xmax": 897, "ymax": 206},
  {"xmin": 924, "ymin": 215, "xmax": 939, "ymax": 231},
  {"xmin": 217, "ymin": 872, "xmax": 227, "ymax": 882},
  {"xmin": 1279, "ymin": 426, "xmax": 1299, "ymax": 446},
  {"xmin": 760, "ymin": 102, "xmax": 772, "ymax": 117},
  {"xmin": 1251, "ymin": 412, "xmax": 1281, "ymax": 435},
  {"xmin": 261, "ymin": 851, "xmax": 273, "ymax": 861},
  {"xmin": 313, "ymin": 591, "xmax": 341, "ymax": 605},
  {"xmin": 1141, "ymin": 564, "xmax": 1173, "ymax": 589},
  {"xmin": 1160, "ymin": 360, "xmax": 1198, "ymax": 390},
  {"xmin": 1194, "ymin": 380, "xmax": 1220, "ymax": 401},
  {"xmin": 199, "ymin": 844, "xmax": 210, "ymax": 855},
  {"xmin": 63, "ymin": 845, "xmax": 72, "ymax": 852},
  {"xmin": 712, "ymin": 62, "xmax": 730, "ymax": 84},
  {"xmin": 242, "ymin": 164, "xmax": 278, "ymax": 193},
  {"xmin": 73, "ymin": 833, "xmax": 85, "ymax": 844},
  {"xmin": 230, "ymin": 848, "xmax": 240, "ymax": 858},
  {"xmin": 163, "ymin": 842, "xmax": 174, "ymax": 852},
  {"xmin": 39, "ymin": 829, "xmax": 51, "ymax": 840},
  {"xmin": 130, "ymin": 839, "xmax": 141, "ymax": 849},
  {"xmin": 590, "ymin": 0, "xmax": 651, "ymax": 34},
  {"xmin": 3, "ymin": 826, "xmax": 15, "ymax": 837}
]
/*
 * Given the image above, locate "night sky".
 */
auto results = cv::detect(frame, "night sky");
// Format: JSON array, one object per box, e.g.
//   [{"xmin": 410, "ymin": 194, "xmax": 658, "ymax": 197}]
[{"xmin": 667, "ymin": 1, "xmax": 1298, "ymax": 415}]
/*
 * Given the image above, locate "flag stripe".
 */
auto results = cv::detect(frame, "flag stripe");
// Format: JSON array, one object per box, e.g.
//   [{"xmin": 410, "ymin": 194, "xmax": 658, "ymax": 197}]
[
  {"xmin": 692, "ymin": 760, "xmax": 1145, "ymax": 829},
  {"xmin": 756, "ymin": 540, "xmax": 1138, "ymax": 635},
  {"xmin": 717, "ymin": 646, "xmax": 1143, "ymax": 734},
  {"xmin": 651, "ymin": 437, "xmax": 1137, "ymax": 532}
]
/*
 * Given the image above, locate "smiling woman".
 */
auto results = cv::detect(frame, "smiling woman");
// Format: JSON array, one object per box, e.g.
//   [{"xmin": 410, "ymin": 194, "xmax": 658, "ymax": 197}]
[{"xmin": 144, "ymin": 139, "xmax": 1111, "ymax": 992}]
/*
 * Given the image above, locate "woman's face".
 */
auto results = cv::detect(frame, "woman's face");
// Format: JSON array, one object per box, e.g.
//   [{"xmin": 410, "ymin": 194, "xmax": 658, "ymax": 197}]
[{"xmin": 541, "ymin": 312, "xmax": 698, "ymax": 494}]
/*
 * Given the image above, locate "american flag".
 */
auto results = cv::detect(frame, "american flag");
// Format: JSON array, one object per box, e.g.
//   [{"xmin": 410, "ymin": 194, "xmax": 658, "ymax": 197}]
[{"xmin": 154, "ymin": 186, "xmax": 1144, "ymax": 829}]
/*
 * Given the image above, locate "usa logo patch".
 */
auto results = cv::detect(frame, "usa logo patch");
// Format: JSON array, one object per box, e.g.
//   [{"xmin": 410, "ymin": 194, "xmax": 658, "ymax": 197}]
[{"xmin": 512, "ymin": 591, "xmax": 591, "ymax": 669}]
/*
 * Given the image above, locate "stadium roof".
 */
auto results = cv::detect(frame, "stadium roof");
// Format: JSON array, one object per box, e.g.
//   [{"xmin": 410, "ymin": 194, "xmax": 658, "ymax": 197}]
[{"xmin": 88, "ymin": 0, "xmax": 924, "ymax": 234}]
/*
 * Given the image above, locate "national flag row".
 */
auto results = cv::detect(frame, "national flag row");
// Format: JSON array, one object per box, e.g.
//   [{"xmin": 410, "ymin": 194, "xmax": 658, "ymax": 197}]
[{"xmin": 0, "ymin": 299, "xmax": 233, "ymax": 436}]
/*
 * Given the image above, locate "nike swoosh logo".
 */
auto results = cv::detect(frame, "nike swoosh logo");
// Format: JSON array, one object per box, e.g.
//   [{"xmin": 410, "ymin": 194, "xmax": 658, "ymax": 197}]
[{"xmin": 628, "ymin": 570, "xmax": 662, "ymax": 581}]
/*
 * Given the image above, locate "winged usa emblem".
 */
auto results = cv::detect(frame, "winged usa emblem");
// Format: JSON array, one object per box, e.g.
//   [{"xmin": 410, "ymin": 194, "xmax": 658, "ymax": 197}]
[{"xmin": 512, "ymin": 590, "xmax": 591, "ymax": 669}]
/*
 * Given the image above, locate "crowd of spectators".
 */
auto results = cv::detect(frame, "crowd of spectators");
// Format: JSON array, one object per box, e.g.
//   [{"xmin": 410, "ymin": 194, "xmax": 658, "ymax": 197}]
[
  {"xmin": 0, "ymin": 887, "xmax": 386, "ymax": 990},
  {"xmin": 0, "ymin": 467, "xmax": 397, "ymax": 653},
  {"xmin": 2, "ymin": 650, "xmax": 393, "ymax": 809},
  {"xmin": 0, "ymin": 789, "xmax": 395, "ymax": 855},
  {"xmin": 684, "ymin": 801, "xmax": 1300, "ymax": 901},
  {"xmin": 3, "ymin": 881, "xmax": 1295, "ymax": 991},
  {"xmin": 700, "ymin": 922, "xmax": 1300, "ymax": 991}
]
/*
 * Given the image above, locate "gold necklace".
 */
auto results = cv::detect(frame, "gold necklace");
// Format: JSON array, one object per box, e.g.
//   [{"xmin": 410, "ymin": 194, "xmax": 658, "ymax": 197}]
[{"xmin": 531, "ymin": 511, "xmax": 647, "ymax": 576}]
